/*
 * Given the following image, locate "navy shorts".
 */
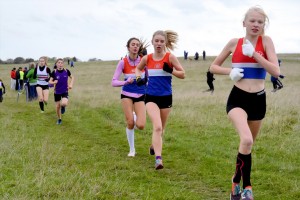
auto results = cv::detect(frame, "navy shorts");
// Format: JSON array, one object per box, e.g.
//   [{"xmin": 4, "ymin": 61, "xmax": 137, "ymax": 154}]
[
  {"xmin": 121, "ymin": 94, "xmax": 145, "ymax": 103},
  {"xmin": 145, "ymin": 94, "xmax": 172, "ymax": 109},
  {"xmin": 54, "ymin": 93, "xmax": 69, "ymax": 102},
  {"xmin": 226, "ymin": 86, "xmax": 266, "ymax": 120},
  {"xmin": 36, "ymin": 84, "xmax": 49, "ymax": 90}
]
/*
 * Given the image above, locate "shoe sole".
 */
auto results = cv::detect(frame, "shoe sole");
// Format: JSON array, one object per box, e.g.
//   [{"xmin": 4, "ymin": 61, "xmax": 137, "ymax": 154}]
[
  {"xmin": 128, "ymin": 153, "xmax": 136, "ymax": 157},
  {"xmin": 155, "ymin": 164, "xmax": 164, "ymax": 170},
  {"xmin": 230, "ymin": 194, "xmax": 241, "ymax": 200}
]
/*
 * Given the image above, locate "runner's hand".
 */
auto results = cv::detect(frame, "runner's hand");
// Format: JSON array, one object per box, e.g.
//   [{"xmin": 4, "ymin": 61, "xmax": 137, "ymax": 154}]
[
  {"xmin": 136, "ymin": 76, "xmax": 146, "ymax": 86},
  {"xmin": 126, "ymin": 77, "xmax": 134, "ymax": 84},
  {"xmin": 242, "ymin": 39, "xmax": 255, "ymax": 57},
  {"xmin": 163, "ymin": 62, "xmax": 173, "ymax": 74},
  {"xmin": 229, "ymin": 68, "xmax": 244, "ymax": 82}
]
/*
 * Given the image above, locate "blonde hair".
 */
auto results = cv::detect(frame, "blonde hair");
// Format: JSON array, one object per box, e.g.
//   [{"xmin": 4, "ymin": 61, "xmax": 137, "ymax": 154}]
[
  {"xmin": 244, "ymin": 6, "xmax": 269, "ymax": 35},
  {"xmin": 39, "ymin": 56, "xmax": 48, "ymax": 66},
  {"xmin": 152, "ymin": 30, "xmax": 178, "ymax": 51}
]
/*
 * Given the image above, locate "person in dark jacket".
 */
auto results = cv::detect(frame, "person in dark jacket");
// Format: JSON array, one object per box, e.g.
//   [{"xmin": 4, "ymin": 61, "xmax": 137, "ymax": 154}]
[{"xmin": 204, "ymin": 69, "xmax": 215, "ymax": 93}]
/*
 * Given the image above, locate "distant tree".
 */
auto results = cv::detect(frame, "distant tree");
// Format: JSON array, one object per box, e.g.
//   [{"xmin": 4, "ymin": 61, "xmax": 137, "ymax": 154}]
[
  {"xmin": 88, "ymin": 58, "xmax": 97, "ymax": 62},
  {"xmin": 14, "ymin": 57, "xmax": 25, "ymax": 64},
  {"xmin": 0, "ymin": 59, "xmax": 3, "ymax": 64},
  {"xmin": 72, "ymin": 57, "xmax": 77, "ymax": 62},
  {"xmin": 25, "ymin": 58, "xmax": 35, "ymax": 63},
  {"xmin": 6, "ymin": 59, "xmax": 14, "ymax": 64}
]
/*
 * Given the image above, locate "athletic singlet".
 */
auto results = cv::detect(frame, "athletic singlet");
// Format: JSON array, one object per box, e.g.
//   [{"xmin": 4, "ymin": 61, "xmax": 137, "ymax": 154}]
[
  {"xmin": 53, "ymin": 69, "xmax": 70, "ymax": 94},
  {"xmin": 122, "ymin": 56, "xmax": 146, "ymax": 95},
  {"xmin": 36, "ymin": 66, "xmax": 49, "ymax": 85},
  {"xmin": 232, "ymin": 36, "xmax": 267, "ymax": 79},
  {"xmin": 146, "ymin": 52, "xmax": 172, "ymax": 96}
]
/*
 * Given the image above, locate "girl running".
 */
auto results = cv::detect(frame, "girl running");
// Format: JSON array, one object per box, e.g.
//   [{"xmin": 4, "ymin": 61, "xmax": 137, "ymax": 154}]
[
  {"xmin": 210, "ymin": 6, "xmax": 280, "ymax": 200},
  {"xmin": 34, "ymin": 56, "xmax": 51, "ymax": 113},
  {"xmin": 135, "ymin": 30, "xmax": 185, "ymax": 169},
  {"xmin": 49, "ymin": 58, "xmax": 74, "ymax": 125},
  {"xmin": 112, "ymin": 37, "xmax": 148, "ymax": 157}
]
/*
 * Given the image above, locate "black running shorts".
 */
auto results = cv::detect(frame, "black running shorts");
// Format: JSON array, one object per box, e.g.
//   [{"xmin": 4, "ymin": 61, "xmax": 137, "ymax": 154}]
[{"xmin": 226, "ymin": 85, "xmax": 266, "ymax": 120}]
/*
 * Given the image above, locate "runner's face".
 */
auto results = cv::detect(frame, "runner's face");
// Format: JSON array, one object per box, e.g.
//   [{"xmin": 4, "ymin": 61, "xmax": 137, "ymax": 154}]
[
  {"xmin": 244, "ymin": 10, "xmax": 265, "ymax": 36},
  {"xmin": 129, "ymin": 39, "xmax": 140, "ymax": 54},
  {"xmin": 56, "ymin": 60, "xmax": 64, "ymax": 69},
  {"xmin": 152, "ymin": 34, "xmax": 165, "ymax": 53},
  {"xmin": 39, "ymin": 58, "xmax": 45, "ymax": 66}
]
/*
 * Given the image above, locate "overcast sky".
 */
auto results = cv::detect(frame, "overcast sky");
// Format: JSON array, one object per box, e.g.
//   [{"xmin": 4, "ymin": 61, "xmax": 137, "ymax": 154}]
[{"xmin": 0, "ymin": 0, "xmax": 299, "ymax": 61}]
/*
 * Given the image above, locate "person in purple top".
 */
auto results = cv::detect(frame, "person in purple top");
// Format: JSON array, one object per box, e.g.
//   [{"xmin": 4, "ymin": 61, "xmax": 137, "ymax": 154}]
[
  {"xmin": 49, "ymin": 58, "xmax": 74, "ymax": 125},
  {"xmin": 111, "ymin": 37, "xmax": 148, "ymax": 157}
]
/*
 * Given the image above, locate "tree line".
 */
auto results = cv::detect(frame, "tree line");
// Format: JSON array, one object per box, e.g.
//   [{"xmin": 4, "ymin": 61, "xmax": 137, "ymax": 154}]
[{"xmin": 0, "ymin": 57, "xmax": 78, "ymax": 64}]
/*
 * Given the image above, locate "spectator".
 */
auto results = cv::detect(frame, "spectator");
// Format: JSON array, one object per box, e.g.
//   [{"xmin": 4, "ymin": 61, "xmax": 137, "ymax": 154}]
[
  {"xmin": 202, "ymin": 50, "xmax": 206, "ymax": 60},
  {"xmin": 26, "ymin": 63, "xmax": 38, "ymax": 101},
  {"xmin": 194, "ymin": 52, "xmax": 199, "ymax": 60},
  {"xmin": 204, "ymin": 69, "xmax": 215, "ymax": 93},
  {"xmin": 0, "ymin": 78, "xmax": 6, "ymax": 102},
  {"xmin": 19, "ymin": 67, "xmax": 25, "ymax": 91},
  {"xmin": 184, "ymin": 50, "xmax": 188, "ymax": 60},
  {"xmin": 10, "ymin": 67, "xmax": 16, "ymax": 90}
]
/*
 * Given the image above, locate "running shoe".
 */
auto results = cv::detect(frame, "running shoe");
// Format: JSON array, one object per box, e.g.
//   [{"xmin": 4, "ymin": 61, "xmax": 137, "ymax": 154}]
[
  {"xmin": 149, "ymin": 146, "xmax": 155, "ymax": 155},
  {"xmin": 230, "ymin": 183, "xmax": 241, "ymax": 200},
  {"xmin": 241, "ymin": 187, "xmax": 254, "ymax": 200},
  {"xmin": 128, "ymin": 150, "xmax": 136, "ymax": 157},
  {"xmin": 61, "ymin": 106, "xmax": 66, "ymax": 114},
  {"xmin": 155, "ymin": 159, "xmax": 164, "ymax": 170},
  {"xmin": 56, "ymin": 119, "xmax": 62, "ymax": 125}
]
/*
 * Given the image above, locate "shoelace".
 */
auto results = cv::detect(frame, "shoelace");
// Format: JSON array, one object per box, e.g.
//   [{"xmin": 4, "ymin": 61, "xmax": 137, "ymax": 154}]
[
  {"xmin": 243, "ymin": 189, "xmax": 253, "ymax": 197},
  {"xmin": 233, "ymin": 185, "xmax": 240, "ymax": 195},
  {"xmin": 156, "ymin": 159, "xmax": 162, "ymax": 165}
]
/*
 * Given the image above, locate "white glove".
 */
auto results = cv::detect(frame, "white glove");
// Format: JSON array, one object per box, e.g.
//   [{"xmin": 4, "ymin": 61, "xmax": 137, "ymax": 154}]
[
  {"xmin": 242, "ymin": 39, "xmax": 255, "ymax": 57},
  {"xmin": 229, "ymin": 68, "xmax": 244, "ymax": 82}
]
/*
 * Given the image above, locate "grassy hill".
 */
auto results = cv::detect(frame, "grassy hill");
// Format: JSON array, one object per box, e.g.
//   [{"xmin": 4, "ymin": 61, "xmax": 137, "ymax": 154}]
[{"xmin": 0, "ymin": 54, "xmax": 299, "ymax": 199}]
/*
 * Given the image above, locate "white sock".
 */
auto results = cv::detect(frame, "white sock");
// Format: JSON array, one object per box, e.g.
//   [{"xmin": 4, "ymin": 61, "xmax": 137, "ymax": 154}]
[{"xmin": 126, "ymin": 127, "xmax": 135, "ymax": 152}]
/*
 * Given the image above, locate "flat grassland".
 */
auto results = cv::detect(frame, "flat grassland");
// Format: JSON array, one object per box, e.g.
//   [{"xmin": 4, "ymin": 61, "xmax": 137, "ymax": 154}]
[{"xmin": 0, "ymin": 54, "xmax": 299, "ymax": 199}]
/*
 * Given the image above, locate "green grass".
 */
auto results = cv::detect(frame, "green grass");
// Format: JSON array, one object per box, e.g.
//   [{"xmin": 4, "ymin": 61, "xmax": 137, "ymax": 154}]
[{"xmin": 0, "ymin": 54, "xmax": 299, "ymax": 199}]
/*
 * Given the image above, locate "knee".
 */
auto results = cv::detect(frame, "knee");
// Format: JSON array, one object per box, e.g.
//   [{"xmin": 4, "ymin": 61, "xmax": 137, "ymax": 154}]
[
  {"xmin": 136, "ymin": 123, "xmax": 145, "ymax": 130},
  {"xmin": 241, "ymin": 137, "xmax": 254, "ymax": 149},
  {"xmin": 153, "ymin": 126, "xmax": 163, "ymax": 136},
  {"xmin": 127, "ymin": 120, "xmax": 135, "ymax": 130},
  {"xmin": 61, "ymin": 102, "xmax": 67, "ymax": 107}
]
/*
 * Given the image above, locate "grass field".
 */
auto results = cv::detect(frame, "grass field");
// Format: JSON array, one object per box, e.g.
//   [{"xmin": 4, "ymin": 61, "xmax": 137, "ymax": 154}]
[{"xmin": 0, "ymin": 54, "xmax": 299, "ymax": 199}]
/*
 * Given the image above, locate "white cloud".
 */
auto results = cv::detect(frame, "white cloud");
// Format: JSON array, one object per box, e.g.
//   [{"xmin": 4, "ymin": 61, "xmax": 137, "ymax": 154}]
[{"xmin": 0, "ymin": 0, "xmax": 299, "ymax": 61}]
